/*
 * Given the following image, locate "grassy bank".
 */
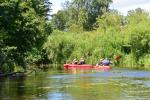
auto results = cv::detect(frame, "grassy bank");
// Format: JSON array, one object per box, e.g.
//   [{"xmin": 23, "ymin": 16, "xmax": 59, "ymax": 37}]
[{"xmin": 44, "ymin": 29, "xmax": 150, "ymax": 69}]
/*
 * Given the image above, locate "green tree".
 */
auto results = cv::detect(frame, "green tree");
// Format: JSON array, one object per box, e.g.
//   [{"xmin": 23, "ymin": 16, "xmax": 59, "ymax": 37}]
[
  {"xmin": 127, "ymin": 8, "xmax": 149, "ymax": 25},
  {"xmin": 51, "ymin": 10, "xmax": 69, "ymax": 30},
  {"xmin": 30, "ymin": 0, "xmax": 52, "ymax": 19},
  {"xmin": 130, "ymin": 32, "xmax": 150, "ymax": 62},
  {"xmin": 51, "ymin": 0, "xmax": 112, "ymax": 31},
  {"xmin": 96, "ymin": 10, "xmax": 124, "ymax": 32},
  {"xmin": 0, "ymin": 0, "xmax": 52, "ymax": 71}
]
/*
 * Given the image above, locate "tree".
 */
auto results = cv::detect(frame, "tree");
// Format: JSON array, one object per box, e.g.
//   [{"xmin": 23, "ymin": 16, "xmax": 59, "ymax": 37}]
[
  {"xmin": 127, "ymin": 8, "xmax": 150, "ymax": 62},
  {"xmin": 127, "ymin": 8, "xmax": 149, "ymax": 25},
  {"xmin": 51, "ymin": 10, "xmax": 69, "ymax": 30},
  {"xmin": 96, "ymin": 10, "xmax": 123, "ymax": 32},
  {"xmin": 30, "ymin": 0, "xmax": 52, "ymax": 19},
  {"xmin": 51, "ymin": 0, "xmax": 112, "ymax": 31},
  {"xmin": 0, "ymin": 0, "xmax": 52, "ymax": 71}
]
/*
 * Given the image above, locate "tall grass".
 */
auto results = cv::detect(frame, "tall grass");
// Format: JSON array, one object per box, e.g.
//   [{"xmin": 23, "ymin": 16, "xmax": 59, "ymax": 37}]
[{"xmin": 44, "ymin": 29, "xmax": 123, "ymax": 66}]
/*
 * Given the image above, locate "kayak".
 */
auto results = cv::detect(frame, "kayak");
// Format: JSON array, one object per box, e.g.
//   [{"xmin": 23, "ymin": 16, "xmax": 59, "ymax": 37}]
[
  {"xmin": 64, "ymin": 64, "xmax": 111, "ymax": 71},
  {"xmin": 64, "ymin": 64, "xmax": 93, "ymax": 69}
]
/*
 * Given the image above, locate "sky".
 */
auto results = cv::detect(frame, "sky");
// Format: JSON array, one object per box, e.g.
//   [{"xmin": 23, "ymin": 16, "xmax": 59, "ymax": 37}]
[{"xmin": 50, "ymin": 0, "xmax": 150, "ymax": 15}]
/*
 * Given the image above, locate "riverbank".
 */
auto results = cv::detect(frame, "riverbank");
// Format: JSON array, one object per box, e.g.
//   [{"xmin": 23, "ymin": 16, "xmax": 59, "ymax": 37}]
[{"xmin": 43, "ymin": 29, "xmax": 150, "ymax": 70}]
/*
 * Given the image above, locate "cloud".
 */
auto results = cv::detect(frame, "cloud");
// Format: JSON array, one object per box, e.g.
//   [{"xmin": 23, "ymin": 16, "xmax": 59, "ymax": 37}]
[
  {"xmin": 112, "ymin": 0, "xmax": 149, "ymax": 8},
  {"xmin": 110, "ymin": 0, "xmax": 150, "ymax": 15}
]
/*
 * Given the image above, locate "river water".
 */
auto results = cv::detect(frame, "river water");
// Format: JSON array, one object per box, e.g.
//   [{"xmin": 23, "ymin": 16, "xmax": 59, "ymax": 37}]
[{"xmin": 0, "ymin": 68, "xmax": 150, "ymax": 100}]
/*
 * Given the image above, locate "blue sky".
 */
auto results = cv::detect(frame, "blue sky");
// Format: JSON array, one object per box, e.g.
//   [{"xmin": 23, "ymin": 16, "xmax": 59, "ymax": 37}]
[{"xmin": 50, "ymin": 0, "xmax": 150, "ymax": 15}]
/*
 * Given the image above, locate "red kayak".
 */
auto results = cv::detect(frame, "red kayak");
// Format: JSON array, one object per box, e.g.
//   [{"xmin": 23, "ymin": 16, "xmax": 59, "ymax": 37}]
[{"xmin": 64, "ymin": 64, "xmax": 111, "ymax": 71}]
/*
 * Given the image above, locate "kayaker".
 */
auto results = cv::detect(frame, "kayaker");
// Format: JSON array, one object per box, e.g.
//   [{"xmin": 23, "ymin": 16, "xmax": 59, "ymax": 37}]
[
  {"xmin": 96, "ymin": 58, "xmax": 103, "ymax": 66},
  {"xmin": 72, "ymin": 59, "xmax": 78, "ymax": 64},
  {"xmin": 79, "ymin": 57, "xmax": 85, "ymax": 65},
  {"xmin": 102, "ymin": 58, "xmax": 111, "ymax": 66}
]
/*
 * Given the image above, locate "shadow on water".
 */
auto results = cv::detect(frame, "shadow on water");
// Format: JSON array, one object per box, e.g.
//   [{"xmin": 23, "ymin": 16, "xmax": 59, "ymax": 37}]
[{"xmin": 0, "ymin": 66, "xmax": 150, "ymax": 100}]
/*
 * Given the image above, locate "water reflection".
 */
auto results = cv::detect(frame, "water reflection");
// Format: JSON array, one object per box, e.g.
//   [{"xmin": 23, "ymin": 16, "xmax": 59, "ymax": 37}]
[
  {"xmin": 64, "ymin": 68, "xmax": 95, "ymax": 74},
  {"xmin": 0, "ymin": 68, "xmax": 150, "ymax": 100}
]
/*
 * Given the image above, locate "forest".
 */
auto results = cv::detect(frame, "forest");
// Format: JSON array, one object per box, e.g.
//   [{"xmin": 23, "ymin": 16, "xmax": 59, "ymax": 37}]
[{"xmin": 0, "ymin": 0, "xmax": 150, "ymax": 74}]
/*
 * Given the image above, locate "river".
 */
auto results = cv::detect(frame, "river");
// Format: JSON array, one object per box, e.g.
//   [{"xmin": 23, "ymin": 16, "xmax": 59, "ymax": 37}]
[{"xmin": 0, "ymin": 67, "xmax": 150, "ymax": 100}]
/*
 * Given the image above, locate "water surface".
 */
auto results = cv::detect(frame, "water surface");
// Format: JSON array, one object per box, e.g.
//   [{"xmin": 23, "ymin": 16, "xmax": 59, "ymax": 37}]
[{"xmin": 0, "ymin": 68, "xmax": 150, "ymax": 100}]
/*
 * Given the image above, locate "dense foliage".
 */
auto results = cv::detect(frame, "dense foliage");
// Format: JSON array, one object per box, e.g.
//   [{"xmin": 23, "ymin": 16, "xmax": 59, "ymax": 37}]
[
  {"xmin": 51, "ymin": 0, "xmax": 112, "ymax": 31},
  {"xmin": 0, "ymin": 0, "xmax": 52, "ymax": 72},
  {"xmin": 47, "ymin": 8, "xmax": 150, "ymax": 69}
]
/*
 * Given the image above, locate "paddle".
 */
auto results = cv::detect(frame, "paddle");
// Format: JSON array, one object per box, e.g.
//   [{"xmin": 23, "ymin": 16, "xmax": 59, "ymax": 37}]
[{"xmin": 115, "ymin": 55, "xmax": 122, "ymax": 61}]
